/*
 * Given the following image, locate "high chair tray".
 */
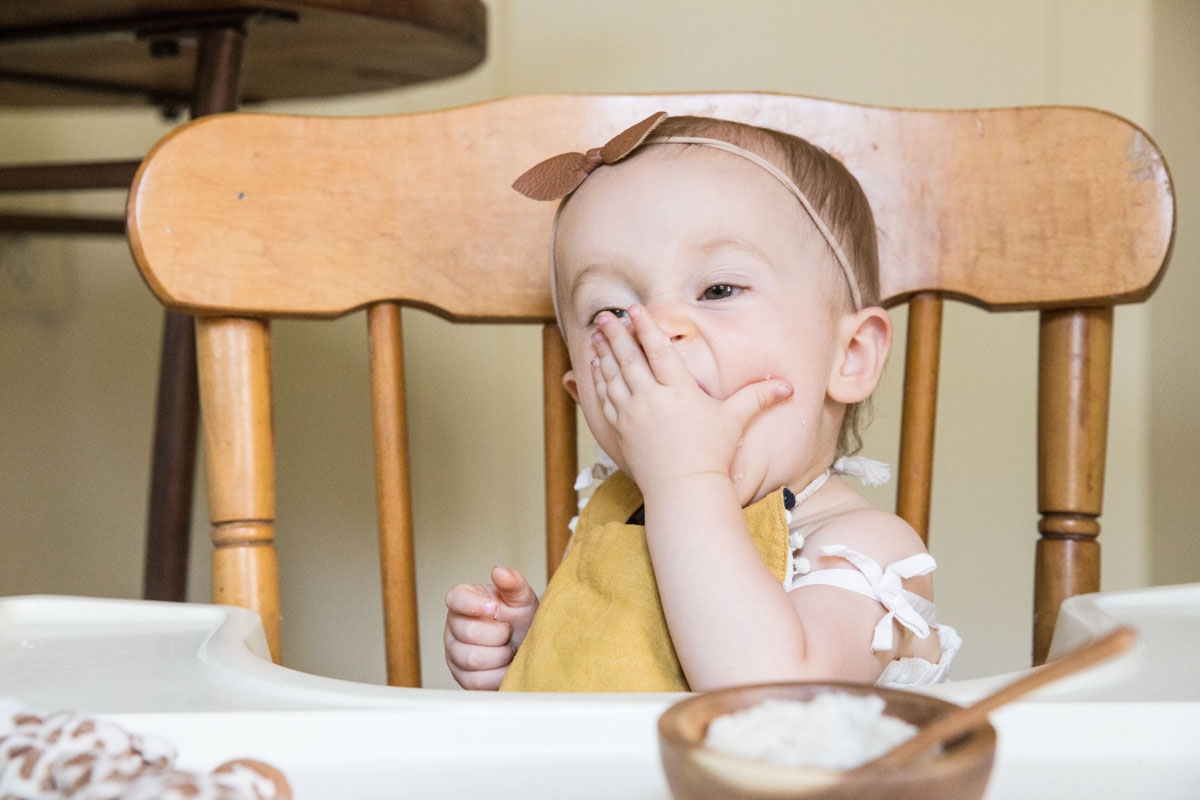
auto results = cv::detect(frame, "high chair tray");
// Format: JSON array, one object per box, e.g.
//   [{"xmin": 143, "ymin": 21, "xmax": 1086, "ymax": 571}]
[{"xmin": 2, "ymin": 585, "xmax": 1198, "ymax": 799}]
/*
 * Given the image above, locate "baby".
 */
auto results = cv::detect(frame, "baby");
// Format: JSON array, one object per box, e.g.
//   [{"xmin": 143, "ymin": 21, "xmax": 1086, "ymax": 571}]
[{"xmin": 444, "ymin": 112, "xmax": 960, "ymax": 692}]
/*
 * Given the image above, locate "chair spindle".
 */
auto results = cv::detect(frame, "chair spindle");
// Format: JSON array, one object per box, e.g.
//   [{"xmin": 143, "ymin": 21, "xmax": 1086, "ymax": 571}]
[
  {"xmin": 367, "ymin": 302, "xmax": 421, "ymax": 687},
  {"xmin": 896, "ymin": 293, "xmax": 944, "ymax": 542},
  {"xmin": 542, "ymin": 325, "xmax": 578, "ymax": 579}
]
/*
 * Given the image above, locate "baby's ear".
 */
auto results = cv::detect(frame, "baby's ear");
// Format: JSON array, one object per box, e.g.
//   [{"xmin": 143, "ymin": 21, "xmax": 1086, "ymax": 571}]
[
  {"xmin": 828, "ymin": 308, "xmax": 892, "ymax": 404},
  {"xmin": 562, "ymin": 369, "xmax": 580, "ymax": 403}
]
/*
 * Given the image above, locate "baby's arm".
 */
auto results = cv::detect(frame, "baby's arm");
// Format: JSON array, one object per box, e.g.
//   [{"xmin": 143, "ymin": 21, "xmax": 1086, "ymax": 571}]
[
  {"xmin": 651, "ymin": 492, "xmax": 935, "ymax": 688},
  {"xmin": 443, "ymin": 566, "xmax": 538, "ymax": 690},
  {"xmin": 590, "ymin": 307, "xmax": 930, "ymax": 689},
  {"xmin": 784, "ymin": 511, "xmax": 937, "ymax": 678},
  {"xmin": 644, "ymin": 471, "xmax": 833, "ymax": 689},
  {"xmin": 591, "ymin": 307, "xmax": 810, "ymax": 689}
]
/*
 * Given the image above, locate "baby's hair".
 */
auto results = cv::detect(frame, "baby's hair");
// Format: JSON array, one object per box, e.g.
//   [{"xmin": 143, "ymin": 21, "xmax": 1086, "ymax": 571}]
[
  {"xmin": 649, "ymin": 116, "xmax": 881, "ymax": 307},
  {"xmin": 647, "ymin": 116, "xmax": 882, "ymax": 455}
]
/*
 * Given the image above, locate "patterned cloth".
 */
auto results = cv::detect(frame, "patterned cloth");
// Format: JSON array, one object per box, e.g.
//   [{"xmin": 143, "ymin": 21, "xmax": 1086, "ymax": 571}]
[{"xmin": 0, "ymin": 699, "xmax": 289, "ymax": 800}]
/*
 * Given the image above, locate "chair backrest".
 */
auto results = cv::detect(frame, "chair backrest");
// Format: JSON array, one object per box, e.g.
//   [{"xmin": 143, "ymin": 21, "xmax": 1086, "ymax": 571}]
[{"xmin": 127, "ymin": 93, "xmax": 1174, "ymax": 684}]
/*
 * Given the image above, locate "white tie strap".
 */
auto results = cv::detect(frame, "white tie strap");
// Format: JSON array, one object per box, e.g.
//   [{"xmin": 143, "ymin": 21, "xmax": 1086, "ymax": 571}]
[
  {"xmin": 791, "ymin": 545, "xmax": 937, "ymax": 652},
  {"xmin": 832, "ymin": 456, "xmax": 892, "ymax": 487}
]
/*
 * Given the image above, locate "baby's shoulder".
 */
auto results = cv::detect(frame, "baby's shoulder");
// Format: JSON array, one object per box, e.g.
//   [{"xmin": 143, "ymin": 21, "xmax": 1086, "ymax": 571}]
[{"xmin": 801, "ymin": 506, "xmax": 931, "ymax": 577}]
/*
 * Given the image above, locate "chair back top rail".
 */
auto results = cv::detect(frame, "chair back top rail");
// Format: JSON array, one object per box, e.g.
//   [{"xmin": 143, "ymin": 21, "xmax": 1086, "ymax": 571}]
[{"xmin": 127, "ymin": 93, "xmax": 1174, "ymax": 320}]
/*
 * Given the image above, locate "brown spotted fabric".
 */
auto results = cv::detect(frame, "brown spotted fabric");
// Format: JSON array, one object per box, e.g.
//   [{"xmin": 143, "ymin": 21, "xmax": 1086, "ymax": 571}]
[{"xmin": 0, "ymin": 701, "xmax": 291, "ymax": 799}]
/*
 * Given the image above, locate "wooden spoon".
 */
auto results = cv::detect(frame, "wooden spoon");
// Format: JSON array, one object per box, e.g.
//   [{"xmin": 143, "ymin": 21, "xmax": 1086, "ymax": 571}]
[{"xmin": 860, "ymin": 625, "xmax": 1137, "ymax": 770}]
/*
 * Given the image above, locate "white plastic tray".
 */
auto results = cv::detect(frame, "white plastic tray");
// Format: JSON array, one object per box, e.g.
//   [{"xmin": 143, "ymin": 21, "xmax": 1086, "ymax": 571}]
[{"xmin": 3, "ymin": 585, "xmax": 1199, "ymax": 798}]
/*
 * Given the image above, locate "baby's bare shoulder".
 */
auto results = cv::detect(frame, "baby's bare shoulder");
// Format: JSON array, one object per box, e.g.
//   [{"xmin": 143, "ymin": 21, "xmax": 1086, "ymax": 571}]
[{"xmin": 803, "ymin": 506, "xmax": 930, "ymax": 571}]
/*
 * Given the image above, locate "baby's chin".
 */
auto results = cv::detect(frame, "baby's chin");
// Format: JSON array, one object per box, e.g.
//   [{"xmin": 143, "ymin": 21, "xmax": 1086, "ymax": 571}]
[
  {"xmin": 730, "ymin": 464, "xmax": 773, "ymax": 508},
  {"xmin": 731, "ymin": 445, "xmax": 819, "ymax": 507}
]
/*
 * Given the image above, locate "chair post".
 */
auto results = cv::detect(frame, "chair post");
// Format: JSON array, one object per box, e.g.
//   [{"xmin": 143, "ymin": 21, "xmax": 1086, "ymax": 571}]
[
  {"xmin": 367, "ymin": 302, "xmax": 420, "ymax": 687},
  {"xmin": 1035, "ymin": 307, "xmax": 1112, "ymax": 665},
  {"xmin": 542, "ymin": 325, "xmax": 577, "ymax": 579},
  {"xmin": 896, "ymin": 293, "xmax": 944, "ymax": 542},
  {"xmin": 195, "ymin": 316, "xmax": 282, "ymax": 663},
  {"xmin": 144, "ymin": 23, "xmax": 247, "ymax": 602}
]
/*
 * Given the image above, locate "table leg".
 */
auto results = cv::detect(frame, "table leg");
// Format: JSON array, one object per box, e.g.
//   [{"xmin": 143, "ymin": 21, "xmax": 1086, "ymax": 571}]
[{"xmin": 144, "ymin": 312, "xmax": 200, "ymax": 601}]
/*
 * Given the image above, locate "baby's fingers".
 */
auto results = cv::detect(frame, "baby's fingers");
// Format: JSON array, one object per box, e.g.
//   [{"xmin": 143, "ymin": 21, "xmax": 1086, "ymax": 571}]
[
  {"xmin": 591, "ymin": 326, "xmax": 631, "ymax": 407},
  {"xmin": 445, "ymin": 583, "xmax": 498, "ymax": 619},
  {"xmin": 446, "ymin": 614, "xmax": 512, "ymax": 648},
  {"xmin": 444, "ymin": 636, "xmax": 517, "ymax": 673},
  {"xmin": 627, "ymin": 305, "xmax": 693, "ymax": 387},
  {"xmin": 448, "ymin": 664, "xmax": 510, "ymax": 691},
  {"xmin": 595, "ymin": 312, "xmax": 655, "ymax": 391},
  {"xmin": 724, "ymin": 378, "xmax": 794, "ymax": 430}
]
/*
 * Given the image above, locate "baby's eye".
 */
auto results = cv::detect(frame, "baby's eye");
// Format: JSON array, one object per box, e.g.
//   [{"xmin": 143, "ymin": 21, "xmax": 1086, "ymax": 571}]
[
  {"xmin": 701, "ymin": 284, "xmax": 740, "ymax": 301},
  {"xmin": 589, "ymin": 307, "xmax": 629, "ymax": 325}
]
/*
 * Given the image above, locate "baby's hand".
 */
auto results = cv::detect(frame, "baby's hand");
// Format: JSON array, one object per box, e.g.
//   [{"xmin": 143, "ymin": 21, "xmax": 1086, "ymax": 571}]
[
  {"xmin": 443, "ymin": 566, "xmax": 539, "ymax": 690},
  {"xmin": 591, "ymin": 305, "xmax": 792, "ymax": 496}
]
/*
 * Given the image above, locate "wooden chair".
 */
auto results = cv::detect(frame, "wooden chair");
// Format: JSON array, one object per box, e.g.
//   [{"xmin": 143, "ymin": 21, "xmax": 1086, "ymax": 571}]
[{"xmin": 125, "ymin": 94, "xmax": 1174, "ymax": 685}]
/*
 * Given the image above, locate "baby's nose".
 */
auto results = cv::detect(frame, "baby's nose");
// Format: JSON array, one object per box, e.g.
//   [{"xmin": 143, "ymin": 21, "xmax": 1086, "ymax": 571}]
[{"xmin": 645, "ymin": 302, "xmax": 697, "ymax": 343}]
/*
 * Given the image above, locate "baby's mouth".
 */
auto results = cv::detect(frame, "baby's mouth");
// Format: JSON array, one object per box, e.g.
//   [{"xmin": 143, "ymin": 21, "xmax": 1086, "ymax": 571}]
[{"xmin": 682, "ymin": 358, "xmax": 716, "ymax": 398}]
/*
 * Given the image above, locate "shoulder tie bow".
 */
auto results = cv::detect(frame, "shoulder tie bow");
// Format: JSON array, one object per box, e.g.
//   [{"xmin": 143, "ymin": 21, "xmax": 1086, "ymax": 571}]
[
  {"xmin": 512, "ymin": 111, "xmax": 669, "ymax": 201},
  {"xmin": 817, "ymin": 544, "xmax": 936, "ymax": 652}
]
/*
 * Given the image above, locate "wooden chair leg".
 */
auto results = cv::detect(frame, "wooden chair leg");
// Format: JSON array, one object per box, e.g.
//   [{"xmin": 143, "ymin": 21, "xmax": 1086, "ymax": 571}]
[
  {"xmin": 142, "ymin": 25, "xmax": 245, "ymax": 601},
  {"xmin": 542, "ymin": 325, "xmax": 577, "ymax": 580},
  {"xmin": 196, "ymin": 317, "xmax": 281, "ymax": 663},
  {"xmin": 1035, "ymin": 307, "xmax": 1112, "ymax": 665}
]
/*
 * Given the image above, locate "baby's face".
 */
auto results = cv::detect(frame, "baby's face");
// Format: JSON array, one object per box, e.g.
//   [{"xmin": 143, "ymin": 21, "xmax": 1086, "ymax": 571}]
[{"xmin": 555, "ymin": 146, "xmax": 853, "ymax": 504}]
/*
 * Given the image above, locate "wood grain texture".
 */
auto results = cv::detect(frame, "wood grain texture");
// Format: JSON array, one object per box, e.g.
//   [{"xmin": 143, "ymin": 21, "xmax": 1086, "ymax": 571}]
[
  {"xmin": 542, "ymin": 325, "xmax": 577, "ymax": 579},
  {"xmin": 896, "ymin": 293, "xmax": 943, "ymax": 542},
  {"xmin": 127, "ymin": 94, "xmax": 1175, "ymax": 674},
  {"xmin": 128, "ymin": 94, "xmax": 1173, "ymax": 320},
  {"xmin": 1034, "ymin": 537, "xmax": 1100, "ymax": 666},
  {"xmin": 211, "ymin": 522, "xmax": 282, "ymax": 663},
  {"xmin": 1038, "ymin": 308, "xmax": 1113, "ymax": 519},
  {"xmin": 367, "ymin": 302, "xmax": 420, "ymax": 687},
  {"xmin": 0, "ymin": 1, "xmax": 486, "ymax": 106},
  {"xmin": 1034, "ymin": 308, "xmax": 1112, "ymax": 664},
  {"xmin": 195, "ymin": 317, "xmax": 275, "ymax": 522},
  {"xmin": 195, "ymin": 316, "xmax": 282, "ymax": 662}
]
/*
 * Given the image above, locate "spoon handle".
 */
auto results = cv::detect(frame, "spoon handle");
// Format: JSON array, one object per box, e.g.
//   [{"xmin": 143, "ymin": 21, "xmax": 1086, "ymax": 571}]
[{"xmin": 867, "ymin": 625, "xmax": 1137, "ymax": 769}]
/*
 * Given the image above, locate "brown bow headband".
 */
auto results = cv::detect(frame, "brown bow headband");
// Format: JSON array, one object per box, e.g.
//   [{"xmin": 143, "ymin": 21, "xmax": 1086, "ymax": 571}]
[
  {"xmin": 512, "ymin": 112, "xmax": 863, "ymax": 311},
  {"xmin": 512, "ymin": 112, "xmax": 669, "ymax": 201}
]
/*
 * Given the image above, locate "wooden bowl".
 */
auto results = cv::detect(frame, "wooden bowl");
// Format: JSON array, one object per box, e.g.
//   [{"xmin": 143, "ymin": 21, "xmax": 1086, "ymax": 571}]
[{"xmin": 658, "ymin": 682, "xmax": 996, "ymax": 800}]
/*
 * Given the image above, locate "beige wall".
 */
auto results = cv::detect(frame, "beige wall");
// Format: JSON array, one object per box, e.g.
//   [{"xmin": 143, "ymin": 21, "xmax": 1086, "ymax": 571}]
[
  {"xmin": 2, "ymin": 0, "xmax": 1194, "ymax": 689},
  {"xmin": 1148, "ymin": 0, "xmax": 1200, "ymax": 586}
]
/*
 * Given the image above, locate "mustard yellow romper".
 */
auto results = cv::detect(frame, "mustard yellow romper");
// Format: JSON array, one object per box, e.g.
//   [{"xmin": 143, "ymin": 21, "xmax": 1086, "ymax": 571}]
[{"xmin": 500, "ymin": 471, "xmax": 791, "ymax": 692}]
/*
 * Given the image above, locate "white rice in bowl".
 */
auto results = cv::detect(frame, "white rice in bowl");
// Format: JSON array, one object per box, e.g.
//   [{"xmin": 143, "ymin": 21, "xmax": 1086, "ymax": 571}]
[{"xmin": 703, "ymin": 693, "xmax": 918, "ymax": 770}]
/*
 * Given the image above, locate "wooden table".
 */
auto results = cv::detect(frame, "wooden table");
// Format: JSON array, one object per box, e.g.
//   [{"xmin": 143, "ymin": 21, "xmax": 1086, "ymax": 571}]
[
  {"xmin": 0, "ymin": 1, "xmax": 487, "ymax": 601},
  {"xmin": 0, "ymin": 2, "xmax": 485, "ymax": 107}
]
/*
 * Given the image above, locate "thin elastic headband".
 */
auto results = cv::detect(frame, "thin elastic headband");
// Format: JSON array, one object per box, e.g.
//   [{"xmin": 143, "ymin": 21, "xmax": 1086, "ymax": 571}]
[
  {"xmin": 513, "ymin": 113, "xmax": 863, "ymax": 317},
  {"xmin": 646, "ymin": 136, "xmax": 862, "ymax": 311}
]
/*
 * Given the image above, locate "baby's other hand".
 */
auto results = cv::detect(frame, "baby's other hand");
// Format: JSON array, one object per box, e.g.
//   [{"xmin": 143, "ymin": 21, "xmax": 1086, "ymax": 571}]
[{"xmin": 443, "ymin": 566, "xmax": 539, "ymax": 690}]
